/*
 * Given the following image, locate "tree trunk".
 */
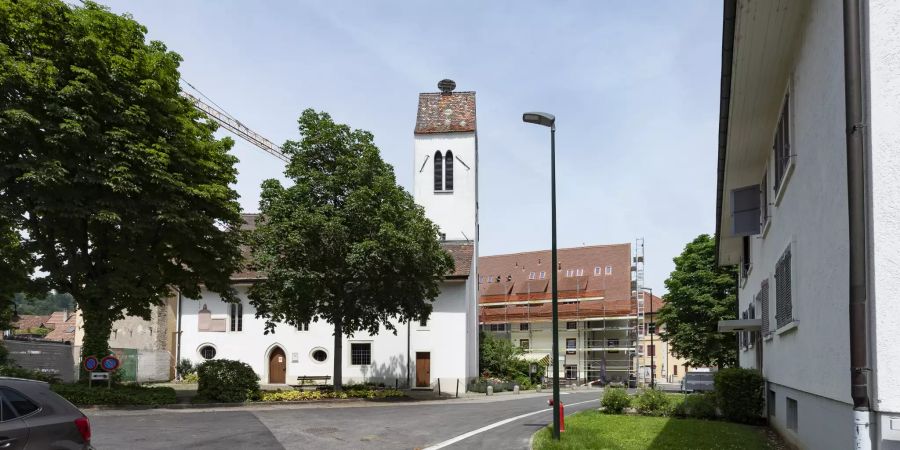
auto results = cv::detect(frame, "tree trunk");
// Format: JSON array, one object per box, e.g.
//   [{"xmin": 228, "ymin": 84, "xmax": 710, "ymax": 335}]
[
  {"xmin": 333, "ymin": 319, "xmax": 343, "ymax": 391},
  {"xmin": 79, "ymin": 302, "xmax": 114, "ymax": 381}
]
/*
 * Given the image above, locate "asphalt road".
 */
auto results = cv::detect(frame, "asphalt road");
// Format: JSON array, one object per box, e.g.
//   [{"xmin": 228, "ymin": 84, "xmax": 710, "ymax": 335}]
[{"xmin": 87, "ymin": 390, "xmax": 601, "ymax": 450}]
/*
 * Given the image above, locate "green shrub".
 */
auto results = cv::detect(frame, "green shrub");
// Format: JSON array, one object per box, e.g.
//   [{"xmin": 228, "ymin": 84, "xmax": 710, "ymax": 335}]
[
  {"xmin": 176, "ymin": 358, "xmax": 196, "ymax": 378},
  {"xmin": 715, "ymin": 368, "xmax": 764, "ymax": 424},
  {"xmin": 196, "ymin": 359, "xmax": 259, "ymax": 403},
  {"xmin": 634, "ymin": 388, "xmax": 673, "ymax": 416},
  {"xmin": 601, "ymin": 387, "xmax": 631, "ymax": 414},
  {"xmin": 0, "ymin": 365, "xmax": 61, "ymax": 384},
  {"xmin": 514, "ymin": 375, "xmax": 533, "ymax": 390},
  {"xmin": 673, "ymin": 392, "xmax": 718, "ymax": 420},
  {"xmin": 52, "ymin": 384, "xmax": 176, "ymax": 406},
  {"xmin": 183, "ymin": 372, "xmax": 199, "ymax": 383}
]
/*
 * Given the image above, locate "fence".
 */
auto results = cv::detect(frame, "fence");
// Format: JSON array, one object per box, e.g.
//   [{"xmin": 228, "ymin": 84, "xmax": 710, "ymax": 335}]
[{"xmin": 5, "ymin": 340, "xmax": 75, "ymax": 383}]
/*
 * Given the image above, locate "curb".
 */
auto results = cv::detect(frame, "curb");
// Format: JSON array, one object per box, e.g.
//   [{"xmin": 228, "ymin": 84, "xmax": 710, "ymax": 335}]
[{"xmin": 78, "ymin": 396, "xmax": 417, "ymax": 411}]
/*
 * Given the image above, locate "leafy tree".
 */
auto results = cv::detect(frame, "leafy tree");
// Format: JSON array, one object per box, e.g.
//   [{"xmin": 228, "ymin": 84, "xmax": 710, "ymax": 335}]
[
  {"xmin": 0, "ymin": 217, "xmax": 29, "ymax": 330},
  {"xmin": 0, "ymin": 0, "xmax": 243, "ymax": 360},
  {"xmin": 479, "ymin": 332, "xmax": 530, "ymax": 381},
  {"xmin": 249, "ymin": 109, "xmax": 453, "ymax": 391},
  {"xmin": 13, "ymin": 292, "xmax": 74, "ymax": 316},
  {"xmin": 657, "ymin": 234, "xmax": 738, "ymax": 368}
]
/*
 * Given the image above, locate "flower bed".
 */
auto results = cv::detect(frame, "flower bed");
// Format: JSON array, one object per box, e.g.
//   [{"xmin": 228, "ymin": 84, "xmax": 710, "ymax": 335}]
[{"xmin": 259, "ymin": 388, "xmax": 405, "ymax": 402}]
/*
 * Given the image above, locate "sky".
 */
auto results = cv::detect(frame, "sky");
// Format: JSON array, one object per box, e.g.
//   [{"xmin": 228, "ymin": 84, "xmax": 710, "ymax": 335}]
[{"xmin": 100, "ymin": 0, "xmax": 723, "ymax": 294}]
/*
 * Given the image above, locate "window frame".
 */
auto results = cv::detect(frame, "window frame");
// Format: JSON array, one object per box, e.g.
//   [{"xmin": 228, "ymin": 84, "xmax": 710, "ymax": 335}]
[
  {"xmin": 566, "ymin": 338, "xmax": 576, "ymax": 355},
  {"xmin": 520, "ymin": 339, "xmax": 530, "ymax": 350},
  {"xmin": 605, "ymin": 265, "xmax": 613, "ymax": 275},
  {"xmin": 566, "ymin": 321, "xmax": 577, "ymax": 330},
  {"xmin": 444, "ymin": 150, "xmax": 454, "ymax": 191},
  {"xmin": 350, "ymin": 342, "xmax": 372, "ymax": 366},
  {"xmin": 310, "ymin": 348, "xmax": 328, "ymax": 364},
  {"xmin": 773, "ymin": 93, "xmax": 795, "ymax": 205},
  {"xmin": 433, "ymin": 151, "xmax": 443, "ymax": 191},
  {"xmin": 774, "ymin": 243, "xmax": 796, "ymax": 333},
  {"xmin": 539, "ymin": 271, "xmax": 546, "ymax": 280},
  {"xmin": 198, "ymin": 344, "xmax": 217, "ymax": 360},
  {"xmin": 519, "ymin": 323, "xmax": 529, "ymax": 331},
  {"xmin": 564, "ymin": 364, "xmax": 578, "ymax": 380},
  {"xmin": 229, "ymin": 302, "xmax": 243, "ymax": 332},
  {"xmin": 528, "ymin": 272, "xmax": 536, "ymax": 280},
  {"xmin": 0, "ymin": 388, "xmax": 40, "ymax": 421}
]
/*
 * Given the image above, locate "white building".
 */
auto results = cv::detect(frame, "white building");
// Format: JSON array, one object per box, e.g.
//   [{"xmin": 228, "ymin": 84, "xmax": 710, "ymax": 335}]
[
  {"xmin": 715, "ymin": 1, "xmax": 900, "ymax": 448},
  {"xmin": 178, "ymin": 80, "xmax": 479, "ymax": 393}
]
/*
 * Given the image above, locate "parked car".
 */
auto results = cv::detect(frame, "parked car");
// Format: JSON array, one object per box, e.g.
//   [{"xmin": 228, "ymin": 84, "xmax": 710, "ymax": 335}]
[{"xmin": 0, "ymin": 377, "xmax": 92, "ymax": 449}]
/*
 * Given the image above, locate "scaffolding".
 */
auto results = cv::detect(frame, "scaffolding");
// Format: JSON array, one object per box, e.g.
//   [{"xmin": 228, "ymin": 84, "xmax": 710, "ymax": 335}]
[{"xmin": 633, "ymin": 238, "xmax": 646, "ymax": 383}]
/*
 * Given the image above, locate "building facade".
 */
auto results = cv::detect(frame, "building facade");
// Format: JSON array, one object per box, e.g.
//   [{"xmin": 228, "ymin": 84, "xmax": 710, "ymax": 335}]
[
  {"xmin": 477, "ymin": 244, "xmax": 682, "ymax": 386},
  {"xmin": 177, "ymin": 81, "xmax": 479, "ymax": 393},
  {"xmin": 715, "ymin": 1, "xmax": 900, "ymax": 448}
]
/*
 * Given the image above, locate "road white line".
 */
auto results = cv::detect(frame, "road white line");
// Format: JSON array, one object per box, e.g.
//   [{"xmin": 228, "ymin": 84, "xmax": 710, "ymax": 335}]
[{"xmin": 422, "ymin": 398, "xmax": 598, "ymax": 450}]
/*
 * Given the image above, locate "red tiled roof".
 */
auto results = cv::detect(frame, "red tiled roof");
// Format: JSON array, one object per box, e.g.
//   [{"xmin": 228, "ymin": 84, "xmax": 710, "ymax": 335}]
[
  {"xmin": 12, "ymin": 315, "xmax": 50, "ymax": 331},
  {"xmin": 43, "ymin": 313, "xmax": 76, "ymax": 343},
  {"xmin": 442, "ymin": 241, "xmax": 473, "ymax": 278},
  {"xmin": 414, "ymin": 91, "xmax": 476, "ymax": 134},
  {"xmin": 231, "ymin": 214, "xmax": 473, "ymax": 281},
  {"xmin": 478, "ymin": 244, "xmax": 635, "ymax": 322}
]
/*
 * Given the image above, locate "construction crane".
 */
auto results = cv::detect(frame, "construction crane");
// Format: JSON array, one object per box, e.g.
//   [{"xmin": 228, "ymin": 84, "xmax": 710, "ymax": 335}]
[{"xmin": 179, "ymin": 83, "xmax": 289, "ymax": 163}]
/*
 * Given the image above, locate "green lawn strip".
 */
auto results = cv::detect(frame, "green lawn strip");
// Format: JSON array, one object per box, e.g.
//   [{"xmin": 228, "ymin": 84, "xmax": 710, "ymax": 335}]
[{"xmin": 533, "ymin": 411, "xmax": 770, "ymax": 450}]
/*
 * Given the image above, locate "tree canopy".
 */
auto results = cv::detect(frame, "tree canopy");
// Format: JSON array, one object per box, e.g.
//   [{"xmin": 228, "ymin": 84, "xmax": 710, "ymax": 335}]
[
  {"xmin": 249, "ymin": 109, "xmax": 453, "ymax": 390},
  {"xmin": 657, "ymin": 234, "xmax": 738, "ymax": 368},
  {"xmin": 0, "ymin": 0, "xmax": 243, "ymax": 359}
]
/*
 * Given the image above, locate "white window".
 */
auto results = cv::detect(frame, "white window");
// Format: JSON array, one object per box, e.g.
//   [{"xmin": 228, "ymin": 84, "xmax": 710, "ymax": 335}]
[
  {"xmin": 229, "ymin": 302, "xmax": 242, "ymax": 332},
  {"xmin": 605, "ymin": 265, "xmax": 612, "ymax": 275},
  {"xmin": 487, "ymin": 276, "xmax": 493, "ymax": 283},
  {"xmin": 528, "ymin": 272, "xmax": 535, "ymax": 280},
  {"xmin": 576, "ymin": 268, "xmax": 584, "ymax": 276},
  {"xmin": 564, "ymin": 365, "xmax": 577, "ymax": 380},
  {"xmin": 350, "ymin": 343, "xmax": 371, "ymax": 365},
  {"xmin": 594, "ymin": 266, "xmax": 601, "ymax": 275},
  {"xmin": 539, "ymin": 271, "xmax": 546, "ymax": 279},
  {"xmin": 565, "ymin": 269, "xmax": 574, "ymax": 277}
]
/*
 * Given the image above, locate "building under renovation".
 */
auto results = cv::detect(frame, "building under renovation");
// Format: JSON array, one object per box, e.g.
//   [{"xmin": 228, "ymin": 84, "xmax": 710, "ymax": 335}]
[{"xmin": 478, "ymin": 241, "xmax": 669, "ymax": 385}]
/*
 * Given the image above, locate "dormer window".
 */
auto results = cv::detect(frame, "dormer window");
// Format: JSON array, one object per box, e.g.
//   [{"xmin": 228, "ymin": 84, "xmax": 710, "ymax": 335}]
[{"xmin": 434, "ymin": 150, "xmax": 454, "ymax": 192}]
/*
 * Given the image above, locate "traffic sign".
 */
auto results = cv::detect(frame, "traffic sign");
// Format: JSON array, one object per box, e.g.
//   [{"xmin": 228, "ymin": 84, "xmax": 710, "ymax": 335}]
[
  {"xmin": 90, "ymin": 372, "xmax": 109, "ymax": 381},
  {"xmin": 100, "ymin": 355, "xmax": 120, "ymax": 372},
  {"xmin": 83, "ymin": 356, "xmax": 99, "ymax": 372}
]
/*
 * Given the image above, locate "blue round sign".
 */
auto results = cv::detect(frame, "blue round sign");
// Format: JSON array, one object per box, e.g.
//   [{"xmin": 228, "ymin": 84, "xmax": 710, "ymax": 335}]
[
  {"xmin": 100, "ymin": 356, "xmax": 120, "ymax": 372},
  {"xmin": 83, "ymin": 356, "xmax": 99, "ymax": 372}
]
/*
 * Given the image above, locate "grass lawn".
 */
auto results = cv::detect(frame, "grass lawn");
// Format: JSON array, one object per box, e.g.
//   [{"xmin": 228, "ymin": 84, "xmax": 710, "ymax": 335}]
[{"xmin": 532, "ymin": 411, "xmax": 771, "ymax": 450}]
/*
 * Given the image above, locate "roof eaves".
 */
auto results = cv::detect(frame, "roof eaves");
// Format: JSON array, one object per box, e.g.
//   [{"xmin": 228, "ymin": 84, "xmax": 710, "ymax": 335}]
[{"xmin": 715, "ymin": 0, "xmax": 738, "ymax": 266}]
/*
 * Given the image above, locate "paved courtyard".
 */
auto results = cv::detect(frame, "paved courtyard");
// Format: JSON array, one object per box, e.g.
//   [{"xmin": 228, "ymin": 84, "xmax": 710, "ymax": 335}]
[{"xmin": 87, "ymin": 390, "xmax": 601, "ymax": 449}]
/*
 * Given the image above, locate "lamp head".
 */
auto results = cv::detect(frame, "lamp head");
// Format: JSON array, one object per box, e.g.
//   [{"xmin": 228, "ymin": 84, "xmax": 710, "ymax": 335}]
[{"xmin": 522, "ymin": 112, "xmax": 555, "ymax": 128}]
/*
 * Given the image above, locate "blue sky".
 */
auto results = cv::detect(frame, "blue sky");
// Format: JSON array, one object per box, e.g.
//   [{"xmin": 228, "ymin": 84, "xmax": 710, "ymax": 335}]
[{"xmin": 100, "ymin": 1, "xmax": 723, "ymax": 293}]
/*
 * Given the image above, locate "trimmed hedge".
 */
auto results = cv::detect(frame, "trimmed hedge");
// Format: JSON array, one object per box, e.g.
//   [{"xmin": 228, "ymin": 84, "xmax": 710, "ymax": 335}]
[
  {"xmin": 52, "ymin": 384, "xmax": 176, "ymax": 406},
  {"xmin": 196, "ymin": 359, "xmax": 260, "ymax": 403},
  {"xmin": 715, "ymin": 368, "xmax": 764, "ymax": 424},
  {"xmin": 259, "ymin": 388, "xmax": 405, "ymax": 401},
  {"xmin": 672, "ymin": 392, "xmax": 718, "ymax": 420},
  {"xmin": 601, "ymin": 387, "xmax": 631, "ymax": 414},
  {"xmin": 634, "ymin": 388, "xmax": 673, "ymax": 416},
  {"xmin": 0, "ymin": 365, "xmax": 61, "ymax": 384}
]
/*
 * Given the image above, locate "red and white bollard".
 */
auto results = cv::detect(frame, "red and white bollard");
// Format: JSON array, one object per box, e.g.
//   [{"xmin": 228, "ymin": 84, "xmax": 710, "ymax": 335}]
[{"xmin": 548, "ymin": 398, "xmax": 565, "ymax": 432}]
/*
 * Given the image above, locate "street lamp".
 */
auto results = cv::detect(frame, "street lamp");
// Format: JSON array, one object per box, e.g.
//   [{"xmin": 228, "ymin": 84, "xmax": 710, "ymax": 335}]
[{"xmin": 522, "ymin": 111, "xmax": 560, "ymax": 440}]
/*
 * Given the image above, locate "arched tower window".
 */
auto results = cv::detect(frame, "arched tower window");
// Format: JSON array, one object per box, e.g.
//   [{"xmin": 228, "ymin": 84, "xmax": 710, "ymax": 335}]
[
  {"xmin": 433, "ymin": 151, "xmax": 443, "ymax": 191},
  {"xmin": 445, "ymin": 151, "xmax": 454, "ymax": 191}
]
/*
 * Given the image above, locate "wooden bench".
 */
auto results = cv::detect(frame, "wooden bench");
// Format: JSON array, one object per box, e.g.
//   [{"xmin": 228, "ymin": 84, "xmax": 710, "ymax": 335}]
[{"xmin": 293, "ymin": 375, "xmax": 332, "ymax": 391}]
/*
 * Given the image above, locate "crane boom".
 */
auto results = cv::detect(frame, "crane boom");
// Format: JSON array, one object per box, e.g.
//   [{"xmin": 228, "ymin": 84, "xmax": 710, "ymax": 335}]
[{"xmin": 180, "ymin": 91, "xmax": 289, "ymax": 163}]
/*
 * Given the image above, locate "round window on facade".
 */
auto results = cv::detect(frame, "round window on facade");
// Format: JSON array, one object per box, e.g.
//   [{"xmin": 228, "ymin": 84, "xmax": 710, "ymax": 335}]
[
  {"xmin": 199, "ymin": 345, "xmax": 216, "ymax": 360},
  {"xmin": 311, "ymin": 349, "xmax": 327, "ymax": 363}
]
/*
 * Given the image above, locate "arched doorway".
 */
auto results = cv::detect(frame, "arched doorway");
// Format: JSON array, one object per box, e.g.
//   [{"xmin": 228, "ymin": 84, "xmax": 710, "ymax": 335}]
[{"xmin": 268, "ymin": 347, "xmax": 286, "ymax": 384}]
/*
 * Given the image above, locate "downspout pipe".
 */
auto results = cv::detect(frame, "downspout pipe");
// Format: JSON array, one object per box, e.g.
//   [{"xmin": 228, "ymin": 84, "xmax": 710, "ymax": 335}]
[{"xmin": 843, "ymin": 0, "xmax": 872, "ymax": 446}]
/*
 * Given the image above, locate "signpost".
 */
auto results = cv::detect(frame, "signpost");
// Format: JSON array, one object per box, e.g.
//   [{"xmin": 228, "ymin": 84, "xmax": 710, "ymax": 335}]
[{"xmin": 84, "ymin": 355, "xmax": 119, "ymax": 389}]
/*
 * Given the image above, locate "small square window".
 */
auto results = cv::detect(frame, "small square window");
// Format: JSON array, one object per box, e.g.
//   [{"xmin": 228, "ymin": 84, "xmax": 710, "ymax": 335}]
[
  {"xmin": 419, "ymin": 316, "xmax": 428, "ymax": 327},
  {"xmin": 297, "ymin": 322, "xmax": 309, "ymax": 332},
  {"xmin": 594, "ymin": 266, "xmax": 601, "ymax": 275},
  {"xmin": 576, "ymin": 268, "xmax": 584, "ymax": 276},
  {"xmin": 539, "ymin": 271, "xmax": 546, "ymax": 279},
  {"xmin": 520, "ymin": 339, "xmax": 530, "ymax": 350},
  {"xmin": 350, "ymin": 343, "xmax": 371, "ymax": 366},
  {"xmin": 519, "ymin": 323, "xmax": 529, "ymax": 331},
  {"xmin": 605, "ymin": 266, "xmax": 613, "ymax": 275},
  {"xmin": 786, "ymin": 397, "xmax": 798, "ymax": 431},
  {"xmin": 528, "ymin": 272, "xmax": 536, "ymax": 280},
  {"xmin": 565, "ymin": 269, "xmax": 574, "ymax": 277},
  {"xmin": 566, "ymin": 321, "xmax": 577, "ymax": 330},
  {"xmin": 564, "ymin": 365, "xmax": 577, "ymax": 380},
  {"xmin": 487, "ymin": 276, "xmax": 493, "ymax": 283},
  {"xmin": 566, "ymin": 338, "xmax": 576, "ymax": 354}
]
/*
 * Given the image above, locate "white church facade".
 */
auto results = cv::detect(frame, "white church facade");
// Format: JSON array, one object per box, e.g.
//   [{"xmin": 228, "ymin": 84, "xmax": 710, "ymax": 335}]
[{"xmin": 177, "ymin": 81, "xmax": 479, "ymax": 393}]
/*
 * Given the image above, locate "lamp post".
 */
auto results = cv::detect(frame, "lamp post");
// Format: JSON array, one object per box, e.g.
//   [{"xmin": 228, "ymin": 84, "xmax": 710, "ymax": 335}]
[{"xmin": 522, "ymin": 112, "xmax": 560, "ymax": 440}]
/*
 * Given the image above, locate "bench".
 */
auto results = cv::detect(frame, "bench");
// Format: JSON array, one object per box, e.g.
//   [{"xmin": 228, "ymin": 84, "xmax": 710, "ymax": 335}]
[{"xmin": 293, "ymin": 375, "xmax": 332, "ymax": 391}]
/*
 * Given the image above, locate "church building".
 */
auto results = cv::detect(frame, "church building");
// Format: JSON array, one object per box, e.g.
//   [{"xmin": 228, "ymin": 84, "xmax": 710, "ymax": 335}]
[{"xmin": 177, "ymin": 81, "xmax": 479, "ymax": 393}]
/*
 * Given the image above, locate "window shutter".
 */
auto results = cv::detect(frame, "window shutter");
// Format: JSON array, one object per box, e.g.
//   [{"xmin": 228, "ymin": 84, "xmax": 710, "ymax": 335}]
[
  {"xmin": 731, "ymin": 185, "xmax": 761, "ymax": 236},
  {"xmin": 760, "ymin": 279, "xmax": 770, "ymax": 336},
  {"xmin": 445, "ymin": 151, "xmax": 454, "ymax": 191},
  {"xmin": 433, "ymin": 151, "xmax": 443, "ymax": 191},
  {"xmin": 775, "ymin": 247, "xmax": 793, "ymax": 329}
]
